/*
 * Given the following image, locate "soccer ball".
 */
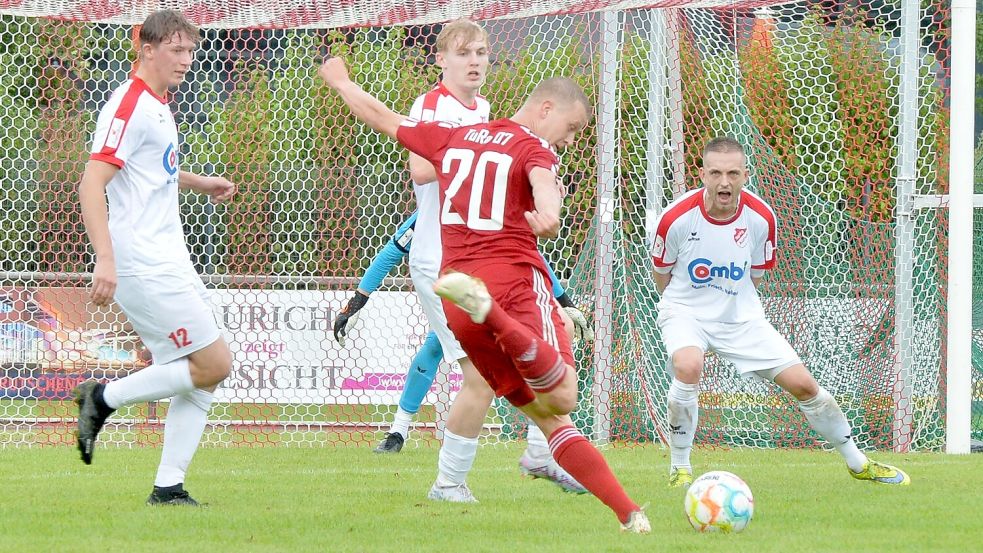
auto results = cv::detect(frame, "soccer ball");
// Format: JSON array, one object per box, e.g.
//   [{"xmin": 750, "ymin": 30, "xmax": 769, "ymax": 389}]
[{"xmin": 684, "ymin": 471, "xmax": 754, "ymax": 533}]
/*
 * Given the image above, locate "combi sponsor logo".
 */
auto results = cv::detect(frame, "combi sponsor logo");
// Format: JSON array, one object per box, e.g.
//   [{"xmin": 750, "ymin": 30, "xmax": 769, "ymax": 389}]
[
  {"xmin": 162, "ymin": 143, "xmax": 178, "ymax": 175},
  {"xmin": 687, "ymin": 258, "xmax": 747, "ymax": 284}
]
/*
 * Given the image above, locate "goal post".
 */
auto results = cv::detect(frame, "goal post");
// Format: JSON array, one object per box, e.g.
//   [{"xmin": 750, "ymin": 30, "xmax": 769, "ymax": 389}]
[
  {"xmin": 0, "ymin": 0, "xmax": 970, "ymax": 453},
  {"xmin": 944, "ymin": 0, "xmax": 977, "ymax": 455}
]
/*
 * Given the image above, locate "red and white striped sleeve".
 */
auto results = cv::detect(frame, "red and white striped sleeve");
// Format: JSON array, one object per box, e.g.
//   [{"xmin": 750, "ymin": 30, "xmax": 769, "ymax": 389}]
[
  {"xmin": 395, "ymin": 119, "xmax": 455, "ymax": 162},
  {"xmin": 743, "ymin": 190, "xmax": 778, "ymax": 272},
  {"xmin": 408, "ymin": 87, "xmax": 442, "ymax": 122},
  {"xmin": 89, "ymin": 81, "xmax": 145, "ymax": 168},
  {"xmin": 651, "ymin": 191, "xmax": 700, "ymax": 273}
]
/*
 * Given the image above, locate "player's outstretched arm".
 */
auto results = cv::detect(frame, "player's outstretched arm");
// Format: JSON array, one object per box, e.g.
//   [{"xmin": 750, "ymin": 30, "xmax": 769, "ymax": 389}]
[
  {"xmin": 335, "ymin": 213, "xmax": 416, "ymax": 346},
  {"xmin": 318, "ymin": 57, "xmax": 405, "ymax": 140},
  {"xmin": 359, "ymin": 241, "xmax": 407, "ymax": 294},
  {"xmin": 179, "ymin": 171, "xmax": 236, "ymax": 203},
  {"xmin": 357, "ymin": 212, "xmax": 414, "ymax": 293},
  {"xmin": 78, "ymin": 159, "xmax": 120, "ymax": 307}
]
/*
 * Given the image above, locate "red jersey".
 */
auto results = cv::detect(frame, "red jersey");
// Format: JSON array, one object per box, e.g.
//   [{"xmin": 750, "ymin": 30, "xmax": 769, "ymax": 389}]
[{"xmin": 396, "ymin": 118, "xmax": 558, "ymax": 272}]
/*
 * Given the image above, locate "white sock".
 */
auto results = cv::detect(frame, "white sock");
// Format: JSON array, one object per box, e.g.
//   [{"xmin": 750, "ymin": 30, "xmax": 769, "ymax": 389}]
[
  {"xmin": 388, "ymin": 407, "xmax": 415, "ymax": 438},
  {"xmin": 668, "ymin": 378, "xmax": 699, "ymax": 470},
  {"xmin": 798, "ymin": 387, "xmax": 867, "ymax": 473},
  {"xmin": 102, "ymin": 358, "xmax": 194, "ymax": 409},
  {"xmin": 435, "ymin": 428, "xmax": 478, "ymax": 487},
  {"xmin": 523, "ymin": 420, "xmax": 551, "ymax": 463},
  {"xmin": 154, "ymin": 388, "xmax": 214, "ymax": 487}
]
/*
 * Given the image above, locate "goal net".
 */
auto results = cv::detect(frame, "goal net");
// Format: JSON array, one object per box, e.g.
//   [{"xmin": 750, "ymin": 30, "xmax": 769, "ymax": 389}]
[{"xmin": 0, "ymin": 0, "xmax": 967, "ymax": 451}]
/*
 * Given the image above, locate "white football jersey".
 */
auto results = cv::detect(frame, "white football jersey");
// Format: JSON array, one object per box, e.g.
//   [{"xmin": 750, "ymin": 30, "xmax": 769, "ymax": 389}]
[
  {"xmin": 406, "ymin": 83, "xmax": 490, "ymax": 276},
  {"xmin": 651, "ymin": 188, "xmax": 777, "ymax": 323},
  {"xmin": 89, "ymin": 77, "xmax": 192, "ymax": 276}
]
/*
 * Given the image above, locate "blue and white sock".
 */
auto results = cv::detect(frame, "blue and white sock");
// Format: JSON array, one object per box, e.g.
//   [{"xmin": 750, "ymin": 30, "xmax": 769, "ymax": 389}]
[
  {"xmin": 389, "ymin": 408, "xmax": 415, "ymax": 439},
  {"xmin": 394, "ymin": 332, "xmax": 443, "ymax": 436}
]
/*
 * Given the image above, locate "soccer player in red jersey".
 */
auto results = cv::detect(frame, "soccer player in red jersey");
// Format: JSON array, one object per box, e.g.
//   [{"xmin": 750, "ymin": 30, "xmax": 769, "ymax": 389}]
[{"xmin": 318, "ymin": 55, "xmax": 650, "ymax": 533}]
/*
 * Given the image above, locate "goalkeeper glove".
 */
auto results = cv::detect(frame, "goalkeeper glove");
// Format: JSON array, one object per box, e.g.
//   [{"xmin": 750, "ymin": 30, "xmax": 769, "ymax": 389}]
[
  {"xmin": 333, "ymin": 291, "xmax": 369, "ymax": 347},
  {"xmin": 556, "ymin": 293, "xmax": 594, "ymax": 346}
]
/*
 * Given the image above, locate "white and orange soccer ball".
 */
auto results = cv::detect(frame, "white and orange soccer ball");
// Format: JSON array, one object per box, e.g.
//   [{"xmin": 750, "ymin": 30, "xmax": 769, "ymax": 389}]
[{"xmin": 684, "ymin": 471, "xmax": 754, "ymax": 533}]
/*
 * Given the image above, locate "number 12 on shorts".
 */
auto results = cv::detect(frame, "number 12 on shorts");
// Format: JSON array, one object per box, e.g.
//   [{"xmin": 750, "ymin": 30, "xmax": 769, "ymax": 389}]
[{"xmin": 168, "ymin": 327, "xmax": 192, "ymax": 348}]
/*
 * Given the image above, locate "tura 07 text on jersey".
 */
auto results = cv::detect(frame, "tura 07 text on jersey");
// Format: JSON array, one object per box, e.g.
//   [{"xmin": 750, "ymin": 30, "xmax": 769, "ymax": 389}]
[{"xmin": 464, "ymin": 128, "xmax": 514, "ymax": 146}]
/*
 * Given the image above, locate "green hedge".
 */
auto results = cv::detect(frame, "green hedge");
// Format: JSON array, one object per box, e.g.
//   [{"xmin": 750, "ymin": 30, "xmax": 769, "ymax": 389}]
[{"xmin": 0, "ymin": 15, "xmax": 950, "ymax": 282}]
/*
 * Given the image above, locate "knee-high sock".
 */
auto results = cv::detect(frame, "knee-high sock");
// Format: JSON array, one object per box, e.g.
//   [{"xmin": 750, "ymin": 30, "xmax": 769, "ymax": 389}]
[
  {"xmin": 435, "ymin": 428, "xmax": 478, "ymax": 487},
  {"xmin": 390, "ymin": 332, "xmax": 443, "ymax": 437},
  {"xmin": 799, "ymin": 387, "xmax": 867, "ymax": 472},
  {"xmin": 549, "ymin": 425, "xmax": 638, "ymax": 524},
  {"xmin": 102, "ymin": 358, "xmax": 194, "ymax": 409},
  {"xmin": 155, "ymin": 388, "xmax": 214, "ymax": 487},
  {"xmin": 667, "ymin": 378, "xmax": 699, "ymax": 469}
]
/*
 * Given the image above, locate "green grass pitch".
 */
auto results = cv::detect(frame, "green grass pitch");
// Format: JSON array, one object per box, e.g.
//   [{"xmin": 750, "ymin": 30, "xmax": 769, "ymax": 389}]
[{"xmin": 0, "ymin": 444, "xmax": 979, "ymax": 552}]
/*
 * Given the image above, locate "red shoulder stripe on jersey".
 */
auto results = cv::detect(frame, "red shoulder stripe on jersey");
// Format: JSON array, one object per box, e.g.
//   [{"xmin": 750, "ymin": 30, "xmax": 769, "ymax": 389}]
[
  {"xmin": 133, "ymin": 76, "xmax": 167, "ymax": 104},
  {"xmin": 656, "ymin": 190, "xmax": 702, "ymax": 237},
  {"xmin": 420, "ymin": 88, "xmax": 442, "ymax": 122},
  {"xmin": 91, "ymin": 79, "xmax": 147, "ymax": 166},
  {"xmin": 652, "ymin": 190, "xmax": 701, "ymax": 265},
  {"xmin": 742, "ymin": 190, "xmax": 778, "ymax": 270},
  {"xmin": 436, "ymin": 81, "xmax": 478, "ymax": 110}
]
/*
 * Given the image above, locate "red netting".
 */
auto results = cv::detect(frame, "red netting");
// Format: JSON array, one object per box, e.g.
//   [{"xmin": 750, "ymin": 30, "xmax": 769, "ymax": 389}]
[{"xmin": 0, "ymin": 1, "xmax": 956, "ymax": 450}]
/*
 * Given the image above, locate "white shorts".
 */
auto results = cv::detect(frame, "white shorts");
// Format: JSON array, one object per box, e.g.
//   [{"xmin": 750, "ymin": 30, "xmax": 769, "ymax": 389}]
[
  {"xmin": 410, "ymin": 264, "xmax": 466, "ymax": 364},
  {"xmin": 656, "ymin": 310, "xmax": 801, "ymax": 380},
  {"xmin": 114, "ymin": 265, "xmax": 222, "ymax": 365}
]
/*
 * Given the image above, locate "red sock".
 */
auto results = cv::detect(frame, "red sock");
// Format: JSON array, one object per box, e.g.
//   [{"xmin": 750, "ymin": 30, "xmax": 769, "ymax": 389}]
[
  {"xmin": 485, "ymin": 303, "xmax": 565, "ymax": 392},
  {"xmin": 549, "ymin": 425, "xmax": 639, "ymax": 524}
]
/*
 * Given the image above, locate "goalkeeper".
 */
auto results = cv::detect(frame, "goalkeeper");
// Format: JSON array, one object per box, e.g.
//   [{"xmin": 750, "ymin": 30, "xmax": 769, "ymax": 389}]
[{"xmin": 334, "ymin": 210, "xmax": 593, "ymax": 465}]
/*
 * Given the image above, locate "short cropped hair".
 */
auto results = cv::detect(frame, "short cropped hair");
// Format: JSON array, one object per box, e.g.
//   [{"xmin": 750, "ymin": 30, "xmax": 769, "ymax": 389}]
[
  {"xmin": 139, "ymin": 9, "xmax": 199, "ymax": 47},
  {"xmin": 526, "ymin": 77, "xmax": 592, "ymax": 117},
  {"xmin": 703, "ymin": 136, "xmax": 745, "ymax": 159},
  {"xmin": 435, "ymin": 19, "xmax": 488, "ymax": 53}
]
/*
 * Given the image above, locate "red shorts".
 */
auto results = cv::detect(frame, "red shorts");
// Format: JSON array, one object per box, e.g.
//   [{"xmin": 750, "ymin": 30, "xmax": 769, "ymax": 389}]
[{"xmin": 443, "ymin": 262, "xmax": 574, "ymax": 406}]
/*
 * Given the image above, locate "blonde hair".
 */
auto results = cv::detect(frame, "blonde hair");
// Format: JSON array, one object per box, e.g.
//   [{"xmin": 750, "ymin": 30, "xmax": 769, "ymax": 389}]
[
  {"xmin": 435, "ymin": 19, "xmax": 488, "ymax": 53},
  {"xmin": 526, "ymin": 77, "xmax": 592, "ymax": 116},
  {"xmin": 139, "ymin": 9, "xmax": 199, "ymax": 47}
]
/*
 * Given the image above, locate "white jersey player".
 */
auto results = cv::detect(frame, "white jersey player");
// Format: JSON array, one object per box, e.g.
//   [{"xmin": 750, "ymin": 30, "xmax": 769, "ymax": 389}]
[
  {"xmin": 652, "ymin": 136, "xmax": 909, "ymax": 489},
  {"xmin": 652, "ymin": 186, "xmax": 775, "ymax": 325},
  {"xmin": 366, "ymin": 20, "xmax": 585, "ymax": 499},
  {"xmin": 407, "ymin": 81, "xmax": 491, "ymax": 368},
  {"xmin": 74, "ymin": 10, "xmax": 235, "ymax": 506}
]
